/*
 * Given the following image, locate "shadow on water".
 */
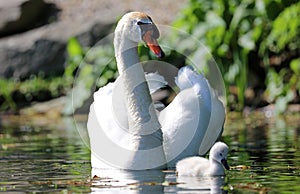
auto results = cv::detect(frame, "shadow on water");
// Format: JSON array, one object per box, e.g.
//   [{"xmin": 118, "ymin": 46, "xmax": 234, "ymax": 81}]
[{"xmin": 0, "ymin": 112, "xmax": 299, "ymax": 193}]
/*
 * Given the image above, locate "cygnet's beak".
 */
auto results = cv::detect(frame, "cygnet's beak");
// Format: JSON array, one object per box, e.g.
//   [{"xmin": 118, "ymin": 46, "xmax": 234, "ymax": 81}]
[
  {"xmin": 221, "ymin": 158, "xmax": 230, "ymax": 170},
  {"xmin": 142, "ymin": 30, "xmax": 165, "ymax": 58}
]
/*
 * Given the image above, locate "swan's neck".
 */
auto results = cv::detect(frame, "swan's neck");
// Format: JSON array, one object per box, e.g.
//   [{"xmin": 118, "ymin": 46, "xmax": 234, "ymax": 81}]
[
  {"xmin": 114, "ymin": 35, "xmax": 139, "ymax": 73},
  {"xmin": 209, "ymin": 159, "xmax": 225, "ymax": 175},
  {"xmin": 114, "ymin": 32, "xmax": 162, "ymax": 149}
]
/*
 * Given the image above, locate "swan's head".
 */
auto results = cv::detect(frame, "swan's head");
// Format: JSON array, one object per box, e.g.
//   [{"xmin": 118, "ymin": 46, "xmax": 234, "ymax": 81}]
[
  {"xmin": 115, "ymin": 12, "xmax": 164, "ymax": 58},
  {"xmin": 210, "ymin": 142, "xmax": 230, "ymax": 170}
]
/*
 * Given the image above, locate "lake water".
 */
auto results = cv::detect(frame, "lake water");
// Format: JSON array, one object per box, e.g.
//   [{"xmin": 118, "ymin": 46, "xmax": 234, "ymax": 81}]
[{"xmin": 0, "ymin": 112, "xmax": 299, "ymax": 193}]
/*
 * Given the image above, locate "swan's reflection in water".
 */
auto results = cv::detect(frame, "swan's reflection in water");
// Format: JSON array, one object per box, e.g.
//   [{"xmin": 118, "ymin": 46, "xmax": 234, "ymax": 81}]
[
  {"xmin": 91, "ymin": 169, "xmax": 226, "ymax": 193},
  {"xmin": 91, "ymin": 168, "xmax": 164, "ymax": 193}
]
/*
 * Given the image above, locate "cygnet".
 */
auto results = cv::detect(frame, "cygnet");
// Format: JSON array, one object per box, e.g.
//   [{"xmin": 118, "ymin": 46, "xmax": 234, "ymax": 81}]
[{"xmin": 176, "ymin": 142, "xmax": 229, "ymax": 176}]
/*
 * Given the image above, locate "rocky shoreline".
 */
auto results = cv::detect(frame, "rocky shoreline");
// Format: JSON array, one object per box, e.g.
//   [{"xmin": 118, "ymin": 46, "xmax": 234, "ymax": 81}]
[{"xmin": 0, "ymin": 0, "xmax": 186, "ymax": 79}]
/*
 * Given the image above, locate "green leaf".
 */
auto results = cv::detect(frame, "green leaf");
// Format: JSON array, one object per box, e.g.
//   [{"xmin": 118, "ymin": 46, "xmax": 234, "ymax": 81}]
[
  {"xmin": 238, "ymin": 31, "xmax": 255, "ymax": 51},
  {"xmin": 67, "ymin": 37, "xmax": 84, "ymax": 57},
  {"xmin": 267, "ymin": 2, "xmax": 300, "ymax": 51},
  {"xmin": 290, "ymin": 58, "xmax": 300, "ymax": 74},
  {"xmin": 275, "ymin": 90, "xmax": 294, "ymax": 114}
]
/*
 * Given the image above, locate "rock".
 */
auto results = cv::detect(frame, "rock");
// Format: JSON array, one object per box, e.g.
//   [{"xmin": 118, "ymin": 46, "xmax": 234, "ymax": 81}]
[
  {"xmin": 0, "ymin": 22, "xmax": 113, "ymax": 79},
  {"xmin": 0, "ymin": 39, "xmax": 66, "ymax": 78},
  {"xmin": 0, "ymin": 0, "xmax": 60, "ymax": 37},
  {"xmin": 0, "ymin": 0, "xmax": 115, "ymax": 79},
  {"xmin": 0, "ymin": 0, "xmax": 186, "ymax": 79},
  {"xmin": 0, "ymin": 0, "xmax": 63, "ymax": 79},
  {"xmin": 0, "ymin": 17, "xmax": 113, "ymax": 79},
  {"xmin": 19, "ymin": 96, "xmax": 66, "ymax": 117}
]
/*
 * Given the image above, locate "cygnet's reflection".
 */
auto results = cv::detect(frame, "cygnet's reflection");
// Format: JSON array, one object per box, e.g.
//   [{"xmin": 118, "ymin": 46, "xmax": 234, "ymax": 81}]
[{"xmin": 175, "ymin": 175, "xmax": 226, "ymax": 194}]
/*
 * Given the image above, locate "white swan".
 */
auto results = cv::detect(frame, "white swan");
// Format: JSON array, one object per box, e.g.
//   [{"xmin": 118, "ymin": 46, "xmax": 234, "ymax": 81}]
[
  {"xmin": 87, "ymin": 12, "xmax": 225, "ymax": 171},
  {"xmin": 176, "ymin": 142, "xmax": 229, "ymax": 176}
]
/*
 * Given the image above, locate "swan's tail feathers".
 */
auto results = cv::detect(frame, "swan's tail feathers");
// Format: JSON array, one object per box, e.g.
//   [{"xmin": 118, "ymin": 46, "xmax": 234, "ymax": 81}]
[
  {"xmin": 175, "ymin": 66, "xmax": 207, "ymax": 96},
  {"xmin": 145, "ymin": 72, "xmax": 168, "ymax": 94}
]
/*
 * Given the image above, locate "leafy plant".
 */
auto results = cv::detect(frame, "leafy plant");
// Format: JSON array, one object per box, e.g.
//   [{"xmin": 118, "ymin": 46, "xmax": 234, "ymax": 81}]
[
  {"xmin": 0, "ymin": 78, "xmax": 17, "ymax": 110},
  {"xmin": 0, "ymin": 75, "xmax": 68, "ymax": 111},
  {"xmin": 265, "ymin": 58, "xmax": 300, "ymax": 114},
  {"xmin": 172, "ymin": 0, "xmax": 300, "ymax": 111},
  {"xmin": 261, "ymin": 1, "xmax": 300, "ymax": 113}
]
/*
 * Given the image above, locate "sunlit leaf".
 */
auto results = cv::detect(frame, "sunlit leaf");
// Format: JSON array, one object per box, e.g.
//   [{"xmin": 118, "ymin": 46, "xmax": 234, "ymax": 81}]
[
  {"xmin": 67, "ymin": 37, "xmax": 84, "ymax": 57},
  {"xmin": 290, "ymin": 58, "xmax": 300, "ymax": 74}
]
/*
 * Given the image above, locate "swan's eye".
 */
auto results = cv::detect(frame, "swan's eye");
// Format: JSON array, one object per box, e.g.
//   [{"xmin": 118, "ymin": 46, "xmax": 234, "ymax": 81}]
[{"xmin": 137, "ymin": 21, "xmax": 147, "ymax": 25}]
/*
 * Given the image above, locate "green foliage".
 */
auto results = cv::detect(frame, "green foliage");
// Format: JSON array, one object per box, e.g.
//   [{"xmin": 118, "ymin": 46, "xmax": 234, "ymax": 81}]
[
  {"xmin": 266, "ymin": 2, "xmax": 300, "ymax": 52},
  {"xmin": 65, "ymin": 37, "xmax": 85, "ymax": 81},
  {"xmin": 173, "ymin": 0, "xmax": 300, "ymax": 112},
  {"xmin": 265, "ymin": 58, "xmax": 300, "ymax": 114},
  {"xmin": 0, "ymin": 37, "xmax": 86, "ymax": 112},
  {"xmin": 0, "ymin": 78, "xmax": 17, "ymax": 110},
  {"xmin": 0, "ymin": 75, "xmax": 68, "ymax": 111}
]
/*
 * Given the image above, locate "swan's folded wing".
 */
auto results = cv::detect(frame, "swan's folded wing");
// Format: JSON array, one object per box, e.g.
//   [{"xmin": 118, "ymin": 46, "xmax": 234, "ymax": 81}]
[
  {"xmin": 160, "ymin": 67, "xmax": 212, "ymax": 167},
  {"xmin": 145, "ymin": 72, "xmax": 168, "ymax": 94},
  {"xmin": 159, "ymin": 87, "xmax": 211, "ymax": 168},
  {"xmin": 198, "ymin": 86, "xmax": 225, "ymax": 155},
  {"xmin": 175, "ymin": 66, "xmax": 225, "ymax": 155},
  {"xmin": 160, "ymin": 66, "xmax": 225, "ymax": 167}
]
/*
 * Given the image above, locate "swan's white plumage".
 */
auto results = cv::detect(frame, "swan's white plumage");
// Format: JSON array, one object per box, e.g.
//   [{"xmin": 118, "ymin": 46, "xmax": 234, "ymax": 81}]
[
  {"xmin": 87, "ymin": 12, "xmax": 225, "ymax": 171},
  {"xmin": 91, "ymin": 72, "xmax": 168, "ymax": 149},
  {"xmin": 160, "ymin": 66, "xmax": 213, "ymax": 167}
]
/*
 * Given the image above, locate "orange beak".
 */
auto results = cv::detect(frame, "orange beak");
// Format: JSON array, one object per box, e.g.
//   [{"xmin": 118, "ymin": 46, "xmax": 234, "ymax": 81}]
[{"xmin": 142, "ymin": 31, "xmax": 165, "ymax": 58}]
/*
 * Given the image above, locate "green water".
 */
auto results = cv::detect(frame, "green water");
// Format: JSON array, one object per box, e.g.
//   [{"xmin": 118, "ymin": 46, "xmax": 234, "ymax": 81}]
[{"xmin": 0, "ymin": 113, "xmax": 299, "ymax": 193}]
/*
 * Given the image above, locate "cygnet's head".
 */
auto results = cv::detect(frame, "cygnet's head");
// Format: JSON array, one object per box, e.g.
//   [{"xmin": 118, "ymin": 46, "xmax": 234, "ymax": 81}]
[
  {"xmin": 210, "ymin": 142, "xmax": 230, "ymax": 170},
  {"xmin": 115, "ymin": 12, "xmax": 164, "ymax": 58}
]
